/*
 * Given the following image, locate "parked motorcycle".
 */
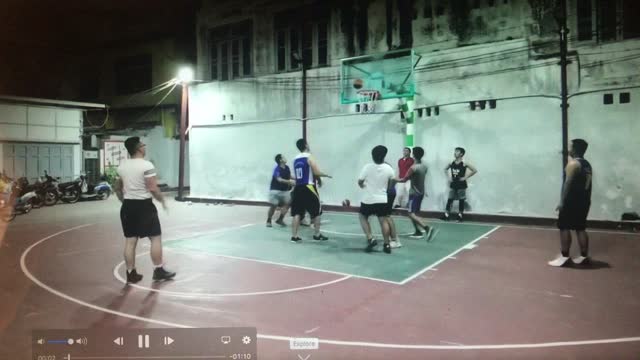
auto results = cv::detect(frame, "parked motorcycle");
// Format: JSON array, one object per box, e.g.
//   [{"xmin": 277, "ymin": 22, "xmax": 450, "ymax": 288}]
[
  {"xmin": 57, "ymin": 177, "xmax": 81, "ymax": 204},
  {"xmin": 1, "ymin": 179, "xmax": 37, "ymax": 221},
  {"xmin": 79, "ymin": 174, "xmax": 112, "ymax": 201}
]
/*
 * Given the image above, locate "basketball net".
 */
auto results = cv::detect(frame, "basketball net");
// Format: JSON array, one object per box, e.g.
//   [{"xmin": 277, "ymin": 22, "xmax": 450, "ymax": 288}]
[{"xmin": 356, "ymin": 90, "xmax": 380, "ymax": 114}]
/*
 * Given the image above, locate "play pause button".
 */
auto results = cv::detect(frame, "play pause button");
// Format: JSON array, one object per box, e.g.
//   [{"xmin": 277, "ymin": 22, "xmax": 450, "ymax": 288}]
[{"xmin": 163, "ymin": 337, "xmax": 174, "ymax": 346}]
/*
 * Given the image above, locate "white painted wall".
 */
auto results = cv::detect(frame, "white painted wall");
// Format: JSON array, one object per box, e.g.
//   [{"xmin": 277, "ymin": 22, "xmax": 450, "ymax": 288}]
[
  {"xmin": 189, "ymin": 120, "xmax": 300, "ymax": 200},
  {"xmin": 189, "ymin": 1, "xmax": 640, "ymax": 221}
]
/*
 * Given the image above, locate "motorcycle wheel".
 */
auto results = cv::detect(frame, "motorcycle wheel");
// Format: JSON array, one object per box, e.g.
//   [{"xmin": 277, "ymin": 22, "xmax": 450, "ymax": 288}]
[
  {"xmin": 98, "ymin": 191, "xmax": 110, "ymax": 200},
  {"xmin": 62, "ymin": 189, "xmax": 81, "ymax": 204},
  {"xmin": 44, "ymin": 190, "xmax": 58, "ymax": 206},
  {"xmin": 32, "ymin": 195, "xmax": 44, "ymax": 209}
]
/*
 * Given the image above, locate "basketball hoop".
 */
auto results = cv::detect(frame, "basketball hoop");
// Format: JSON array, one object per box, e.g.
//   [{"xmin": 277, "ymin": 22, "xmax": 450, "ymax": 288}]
[{"xmin": 356, "ymin": 90, "xmax": 380, "ymax": 114}]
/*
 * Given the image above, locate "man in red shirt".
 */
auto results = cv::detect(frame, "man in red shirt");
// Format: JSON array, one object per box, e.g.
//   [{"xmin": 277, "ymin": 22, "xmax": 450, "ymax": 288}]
[{"xmin": 395, "ymin": 147, "xmax": 414, "ymax": 208}]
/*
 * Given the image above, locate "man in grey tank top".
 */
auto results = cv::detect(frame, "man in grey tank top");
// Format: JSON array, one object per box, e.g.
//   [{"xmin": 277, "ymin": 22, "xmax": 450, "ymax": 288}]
[{"xmin": 396, "ymin": 147, "xmax": 435, "ymax": 241}]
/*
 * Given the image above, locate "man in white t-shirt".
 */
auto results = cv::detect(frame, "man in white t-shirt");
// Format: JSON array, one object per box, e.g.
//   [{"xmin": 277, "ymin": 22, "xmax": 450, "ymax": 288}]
[
  {"xmin": 114, "ymin": 137, "xmax": 176, "ymax": 284},
  {"xmin": 358, "ymin": 145, "xmax": 395, "ymax": 254}
]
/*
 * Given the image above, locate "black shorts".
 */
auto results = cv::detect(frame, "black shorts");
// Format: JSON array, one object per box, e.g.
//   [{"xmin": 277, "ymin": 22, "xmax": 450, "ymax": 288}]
[
  {"xmin": 360, "ymin": 202, "xmax": 391, "ymax": 218},
  {"xmin": 557, "ymin": 201, "xmax": 590, "ymax": 231},
  {"xmin": 387, "ymin": 193, "xmax": 396, "ymax": 213},
  {"xmin": 120, "ymin": 199, "xmax": 162, "ymax": 238},
  {"xmin": 291, "ymin": 185, "xmax": 322, "ymax": 219}
]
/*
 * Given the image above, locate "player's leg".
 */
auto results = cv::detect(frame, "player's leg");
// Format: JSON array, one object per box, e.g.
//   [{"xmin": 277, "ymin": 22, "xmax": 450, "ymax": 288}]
[
  {"xmin": 309, "ymin": 188, "xmax": 327, "ymax": 241},
  {"xmin": 549, "ymin": 207, "xmax": 573, "ymax": 267},
  {"xmin": 121, "ymin": 200, "xmax": 143, "ymax": 283},
  {"xmin": 276, "ymin": 192, "xmax": 290, "ymax": 226},
  {"xmin": 573, "ymin": 203, "xmax": 591, "ymax": 264},
  {"xmin": 143, "ymin": 200, "xmax": 175, "ymax": 281},
  {"xmin": 378, "ymin": 215, "xmax": 392, "ymax": 254},
  {"xmin": 290, "ymin": 187, "xmax": 303, "ymax": 242},
  {"xmin": 443, "ymin": 189, "xmax": 456, "ymax": 220},
  {"xmin": 386, "ymin": 193, "xmax": 401, "ymax": 248},
  {"xmin": 456, "ymin": 189, "xmax": 467, "ymax": 222}
]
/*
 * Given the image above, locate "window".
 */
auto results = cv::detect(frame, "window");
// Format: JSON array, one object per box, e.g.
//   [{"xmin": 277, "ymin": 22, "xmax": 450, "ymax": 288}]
[
  {"xmin": 209, "ymin": 21, "xmax": 252, "ymax": 81},
  {"xmin": 620, "ymin": 92, "xmax": 630, "ymax": 104},
  {"xmin": 114, "ymin": 54, "xmax": 152, "ymax": 95},
  {"xmin": 603, "ymin": 93, "xmax": 613, "ymax": 105},
  {"xmin": 275, "ymin": 5, "xmax": 329, "ymax": 71},
  {"xmin": 576, "ymin": 0, "xmax": 640, "ymax": 42}
]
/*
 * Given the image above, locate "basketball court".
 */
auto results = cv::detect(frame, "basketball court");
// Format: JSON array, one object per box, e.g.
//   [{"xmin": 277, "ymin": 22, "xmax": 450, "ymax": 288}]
[{"xmin": 2, "ymin": 198, "xmax": 640, "ymax": 359}]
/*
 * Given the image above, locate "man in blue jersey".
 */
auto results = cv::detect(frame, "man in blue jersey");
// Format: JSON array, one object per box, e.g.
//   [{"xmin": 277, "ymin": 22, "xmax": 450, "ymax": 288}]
[
  {"xmin": 290, "ymin": 138, "xmax": 332, "ymax": 243},
  {"xmin": 267, "ymin": 154, "xmax": 295, "ymax": 227}
]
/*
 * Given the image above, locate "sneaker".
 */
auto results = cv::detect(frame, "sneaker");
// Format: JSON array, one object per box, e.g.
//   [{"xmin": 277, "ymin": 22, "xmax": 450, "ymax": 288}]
[
  {"xmin": 290, "ymin": 237, "xmax": 302, "ymax": 243},
  {"xmin": 548, "ymin": 255, "xmax": 570, "ymax": 267},
  {"xmin": 441, "ymin": 212, "xmax": 450, "ymax": 221},
  {"xmin": 275, "ymin": 219, "xmax": 286, "ymax": 227},
  {"xmin": 572, "ymin": 256, "xmax": 590, "ymax": 265},
  {"xmin": 153, "ymin": 267, "xmax": 176, "ymax": 281},
  {"xmin": 365, "ymin": 239, "xmax": 378, "ymax": 252},
  {"xmin": 457, "ymin": 214, "xmax": 463, "ymax": 222},
  {"xmin": 390, "ymin": 240, "xmax": 402, "ymax": 248},
  {"xmin": 383, "ymin": 243, "xmax": 392, "ymax": 254},
  {"xmin": 266, "ymin": 221, "xmax": 273, "ymax": 228},
  {"xmin": 313, "ymin": 234, "xmax": 328, "ymax": 241},
  {"xmin": 126, "ymin": 269, "xmax": 143, "ymax": 284},
  {"xmin": 409, "ymin": 231, "xmax": 424, "ymax": 239},
  {"xmin": 426, "ymin": 227, "xmax": 439, "ymax": 242}
]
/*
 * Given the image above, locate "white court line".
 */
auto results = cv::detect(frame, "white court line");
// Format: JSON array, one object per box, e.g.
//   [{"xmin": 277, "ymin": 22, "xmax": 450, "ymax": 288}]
[
  {"xmin": 114, "ymin": 258, "xmax": 352, "ymax": 298},
  {"xmin": 399, "ymin": 226, "xmax": 501, "ymax": 285},
  {"xmin": 115, "ymin": 222, "xmax": 402, "ymax": 286},
  {"xmin": 20, "ymin": 225, "xmax": 640, "ymax": 350},
  {"xmin": 162, "ymin": 248, "xmax": 403, "ymax": 286},
  {"xmin": 325, "ymin": 211, "xmax": 640, "ymax": 236}
]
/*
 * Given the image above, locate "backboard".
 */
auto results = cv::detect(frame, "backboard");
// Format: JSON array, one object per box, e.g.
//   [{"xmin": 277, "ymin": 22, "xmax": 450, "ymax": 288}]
[{"xmin": 340, "ymin": 49, "xmax": 419, "ymax": 105}]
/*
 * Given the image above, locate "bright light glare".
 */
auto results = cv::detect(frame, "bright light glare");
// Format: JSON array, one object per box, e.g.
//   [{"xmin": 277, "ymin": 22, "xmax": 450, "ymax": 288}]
[{"xmin": 177, "ymin": 67, "xmax": 194, "ymax": 83}]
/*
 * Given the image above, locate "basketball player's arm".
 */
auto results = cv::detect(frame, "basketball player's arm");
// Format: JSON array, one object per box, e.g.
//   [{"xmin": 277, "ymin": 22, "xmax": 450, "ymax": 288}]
[
  {"xmin": 395, "ymin": 167, "xmax": 414, "ymax": 183},
  {"xmin": 308, "ymin": 157, "xmax": 332, "ymax": 178},
  {"xmin": 275, "ymin": 169, "xmax": 295, "ymax": 186},
  {"xmin": 114, "ymin": 177, "xmax": 124, "ymax": 202},
  {"xmin": 557, "ymin": 161, "xmax": 579, "ymax": 211},
  {"xmin": 462, "ymin": 164, "xmax": 478, "ymax": 180},
  {"xmin": 145, "ymin": 176, "xmax": 167, "ymax": 210}
]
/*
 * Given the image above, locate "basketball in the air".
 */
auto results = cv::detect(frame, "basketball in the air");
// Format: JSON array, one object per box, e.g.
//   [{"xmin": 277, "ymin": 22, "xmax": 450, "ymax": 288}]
[
  {"xmin": 342, "ymin": 199, "xmax": 351, "ymax": 207},
  {"xmin": 353, "ymin": 78, "xmax": 363, "ymax": 89}
]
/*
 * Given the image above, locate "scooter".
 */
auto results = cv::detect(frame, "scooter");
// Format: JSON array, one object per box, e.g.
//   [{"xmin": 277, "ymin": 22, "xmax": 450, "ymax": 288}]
[
  {"xmin": 57, "ymin": 177, "xmax": 82, "ymax": 204},
  {"xmin": 79, "ymin": 174, "xmax": 112, "ymax": 201},
  {"xmin": 1, "ymin": 180, "xmax": 37, "ymax": 221}
]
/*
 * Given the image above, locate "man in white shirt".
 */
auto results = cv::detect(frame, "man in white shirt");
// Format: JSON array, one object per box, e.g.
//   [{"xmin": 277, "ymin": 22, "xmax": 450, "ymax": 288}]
[
  {"xmin": 114, "ymin": 137, "xmax": 176, "ymax": 283},
  {"xmin": 358, "ymin": 145, "xmax": 395, "ymax": 254}
]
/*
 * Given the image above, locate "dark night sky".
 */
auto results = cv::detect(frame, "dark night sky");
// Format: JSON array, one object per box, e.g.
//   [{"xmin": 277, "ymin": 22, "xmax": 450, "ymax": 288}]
[{"xmin": 0, "ymin": 0, "xmax": 199, "ymax": 101}]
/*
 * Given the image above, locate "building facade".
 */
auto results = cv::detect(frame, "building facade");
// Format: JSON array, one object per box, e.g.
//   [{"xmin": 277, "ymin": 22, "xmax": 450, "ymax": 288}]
[{"xmin": 187, "ymin": 0, "xmax": 640, "ymax": 221}]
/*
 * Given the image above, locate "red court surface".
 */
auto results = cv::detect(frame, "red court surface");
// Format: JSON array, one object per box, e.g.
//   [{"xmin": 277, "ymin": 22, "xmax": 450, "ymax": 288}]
[{"xmin": 1, "ymin": 197, "xmax": 639, "ymax": 360}]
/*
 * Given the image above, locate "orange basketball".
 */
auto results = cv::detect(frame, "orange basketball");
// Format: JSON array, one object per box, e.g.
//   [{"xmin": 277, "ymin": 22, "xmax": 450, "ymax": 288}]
[{"xmin": 353, "ymin": 78, "xmax": 363, "ymax": 89}]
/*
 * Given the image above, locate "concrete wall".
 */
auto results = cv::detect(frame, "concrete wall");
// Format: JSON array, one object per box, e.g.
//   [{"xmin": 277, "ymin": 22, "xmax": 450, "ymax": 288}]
[
  {"xmin": 105, "ymin": 128, "xmax": 188, "ymax": 188},
  {"xmin": 188, "ymin": 0, "xmax": 640, "ymax": 221}
]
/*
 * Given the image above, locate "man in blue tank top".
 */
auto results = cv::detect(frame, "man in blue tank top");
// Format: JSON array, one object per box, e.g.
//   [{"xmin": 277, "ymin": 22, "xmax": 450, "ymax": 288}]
[
  {"xmin": 290, "ymin": 138, "xmax": 332, "ymax": 243},
  {"xmin": 549, "ymin": 139, "xmax": 593, "ymax": 267}
]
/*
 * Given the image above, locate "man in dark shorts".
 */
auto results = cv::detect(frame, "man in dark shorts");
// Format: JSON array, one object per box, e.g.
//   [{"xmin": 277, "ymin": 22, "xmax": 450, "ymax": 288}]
[
  {"xmin": 549, "ymin": 139, "xmax": 593, "ymax": 267},
  {"xmin": 267, "ymin": 154, "xmax": 295, "ymax": 227},
  {"xmin": 114, "ymin": 137, "xmax": 176, "ymax": 283},
  {"xmin": 396, "ymin": 147, "xmax": 435, "ymax": 241},
  {"xmin": 443, "ymin": 147, "xmax": 478, "ymax": 222},
  {"xmin": 290, "ymin": 139, "xmax": 332, "ymax": 243},
  {"xmin": 358, "ymin": 146, "xmax": 395, "ymax": 254}
]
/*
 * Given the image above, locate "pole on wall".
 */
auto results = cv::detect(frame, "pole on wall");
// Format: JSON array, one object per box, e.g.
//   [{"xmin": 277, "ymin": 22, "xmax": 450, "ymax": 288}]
[
  {"xmin": 302, "ymin": 61, "xmax": 308, "ymax": 141},
  {"xmin": 405, "ymin": 97, "xmax": 415, "ymax": 147},
  {"xmin": 177, "ymin": 84, "xmax": 188, "ymax": 201},
  {"xmin": 559, "ymin": 0, "xmax": 570, "ymax": 180}
]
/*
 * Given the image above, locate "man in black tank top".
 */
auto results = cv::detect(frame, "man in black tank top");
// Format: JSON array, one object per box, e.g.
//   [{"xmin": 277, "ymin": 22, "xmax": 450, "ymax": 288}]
[
  {"xmin": 443, "ymin": 147, "xmax": 477, "ymax": 222},
  {"xmin": 549, "ymin": 139, "xmax": 593, "ymax": 267}
]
